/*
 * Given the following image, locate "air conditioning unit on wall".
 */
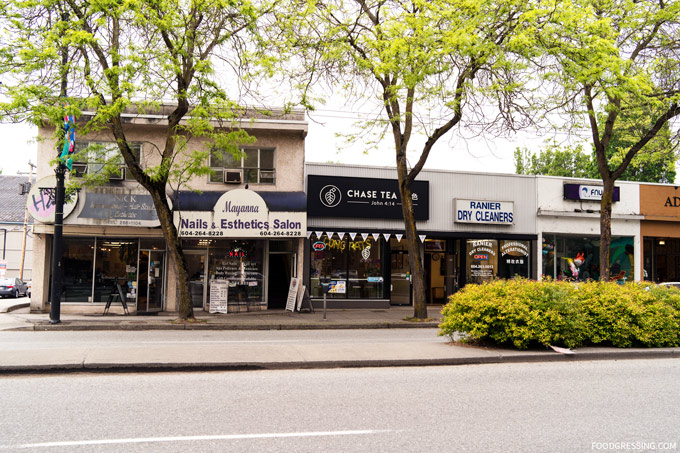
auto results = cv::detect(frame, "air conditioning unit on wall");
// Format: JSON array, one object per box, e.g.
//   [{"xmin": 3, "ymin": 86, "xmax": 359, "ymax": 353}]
[{"xmin": 224, "ymin": 169, "xmax": 243, "ymax": 184}]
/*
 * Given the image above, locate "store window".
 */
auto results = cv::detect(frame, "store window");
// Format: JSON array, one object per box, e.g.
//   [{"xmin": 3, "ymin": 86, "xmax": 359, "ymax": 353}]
[
  {"xmin": 61, "ymin": 238, "xmax": 95, "ymax": 302},
  {"xmin": 72, "ymin": 141, "xmax": 141, "ymax": 181},
  {"xmin": 542, "ymin": 235, "xmax": 634, "ymax": 282},
  {"xmin": 643, "ymin": 237, "xmax": 680, "ymax": 283},
  {"xmin": 208, "ymin": 240, "xmax": 265, "ymax": 308},
  {"xmin": 466, "ymin": 239, "xmax": 499, "ymax": 284},
  {"xmin": 499, "ymin": 240, "xmax": 530, "ymax": 279},
  {"xmin": 60, "ymin": 237, "xmax": 141, "ymax": 303},
  {"xmin": 424, "ymin": 239, "xmax": 446, "ymax": 252},
  {"xmin": 542, "ymin": 236, "xmax": 556, "ymax": 280},
  {"xmin": 309, "ymin": 234, "xmax": 383, "ymax": 298},
  {"xmin": 93, "ymin": 239, "xmax": 139, "ymax": 303},
  {"xmin": 210, "ymin": 148, "xmax": 275, "ymax": 184}
]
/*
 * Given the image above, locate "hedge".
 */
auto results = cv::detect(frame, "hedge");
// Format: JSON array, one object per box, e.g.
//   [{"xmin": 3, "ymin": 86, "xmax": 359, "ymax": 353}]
[{"xmin": 438, "ymin": 278, "xmax": 680, "ymax": 349}]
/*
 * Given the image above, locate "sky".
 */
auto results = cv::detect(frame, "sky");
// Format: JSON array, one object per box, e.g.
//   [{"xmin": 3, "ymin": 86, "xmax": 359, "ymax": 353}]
[{"xmin": 0, "ymin": 110, "xmax": 570, "ymax": 177}]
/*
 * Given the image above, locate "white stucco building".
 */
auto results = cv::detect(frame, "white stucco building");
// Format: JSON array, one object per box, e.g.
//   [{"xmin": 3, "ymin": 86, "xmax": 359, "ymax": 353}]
[
  {"xmin": 30, "ymin": 106, "xmax": 307, "ymax": 314},
  {"xmin": 536, "ymin": 176, "xmax": 642, "ymax": 282}
]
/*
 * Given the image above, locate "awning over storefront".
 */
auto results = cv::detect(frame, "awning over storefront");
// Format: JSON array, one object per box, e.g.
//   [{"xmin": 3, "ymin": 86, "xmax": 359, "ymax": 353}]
[{"xmin": 173, "ymin": 191, "xmax": 306, "ymax": 212}]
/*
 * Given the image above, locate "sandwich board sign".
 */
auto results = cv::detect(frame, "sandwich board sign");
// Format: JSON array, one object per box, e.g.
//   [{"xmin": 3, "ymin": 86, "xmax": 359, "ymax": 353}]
[{"xmin": 285, "ymin": 277, "xmax": 300, "ymax": 312}]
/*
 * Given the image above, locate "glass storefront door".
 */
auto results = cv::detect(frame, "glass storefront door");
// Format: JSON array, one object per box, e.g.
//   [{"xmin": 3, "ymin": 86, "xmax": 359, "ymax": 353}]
[
  {"xmin": 185, "ymin": 251, "xmax": 207, "ymax": 310},
  {"xmin": 425, "ymin": 252, "xmax": 446, "ymax": 304},
  {"xmin": 424, "ymin": 239, "xmax": 452, "ymax": 304},
  {"xmin": 137, "ymin": 250, "xmax": 165, "ymax": 313},
  {"xmin": 268, "ymin": 253, "xmax": 295, "ymax": 310},
  {"xmin": 390, "ymin": 249, "xmax": 411, "ymax": 305}
]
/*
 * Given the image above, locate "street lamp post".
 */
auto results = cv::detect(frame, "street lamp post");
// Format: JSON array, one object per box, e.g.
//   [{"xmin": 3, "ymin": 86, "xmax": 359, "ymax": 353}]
[
  {"xmin": 49, "ymin": 162, "xmax": 66, "ymax": 324},
  {"xmin": 49, "ymin": 12, "xmax": 70, "ymax": 325}
]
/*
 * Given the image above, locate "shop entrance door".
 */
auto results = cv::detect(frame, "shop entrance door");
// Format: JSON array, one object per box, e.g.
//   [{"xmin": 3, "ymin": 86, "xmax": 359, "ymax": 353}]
[
  {"xmin": 267, "ymin": 253, "xmax": 296, "ymax": 310},
  {"xmin": 425, "ymin": 252, "xmax": 448, "ymax": 304},
  {"xmin": 390, "ymin": 250, "xmax": 412, "ymax": 305},
  {"xmin": 137, "ymin": 250, "xmax": 165, "ymax": 313},
  {"xmin": 185, "ymin": 251, "xmax": 207, "ymax": 311}
]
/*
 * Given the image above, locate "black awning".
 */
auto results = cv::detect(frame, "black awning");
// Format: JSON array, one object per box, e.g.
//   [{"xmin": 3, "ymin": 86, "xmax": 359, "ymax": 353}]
[{"xmin": 174, "ymin": 190, "xmax": 306, "ymax": 212}]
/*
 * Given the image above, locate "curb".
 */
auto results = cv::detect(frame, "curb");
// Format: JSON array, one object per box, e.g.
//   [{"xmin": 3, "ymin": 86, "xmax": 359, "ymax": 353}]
[
  {"xmin": 0, "ymin": 350, "xmax": 678, "ymax": 375},
  {"xmin": 0, "ymin": 303, "xmax": 30, "ymax": 314},
  {"xmin": 12, "ymin": 321, "xmax": 442, "ymax": 331}
]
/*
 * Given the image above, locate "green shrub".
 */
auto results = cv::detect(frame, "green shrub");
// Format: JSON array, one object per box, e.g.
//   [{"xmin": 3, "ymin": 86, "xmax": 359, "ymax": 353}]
[{"xmin": 438, "ymin": 278, "xmax": 680, "ymax": 349}]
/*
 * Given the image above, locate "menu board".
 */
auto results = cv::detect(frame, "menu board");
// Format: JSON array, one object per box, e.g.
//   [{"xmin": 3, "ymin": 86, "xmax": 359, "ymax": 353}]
[{"xmin": 209, "ymin": 279, "xmax": 229, "ymax": 313}]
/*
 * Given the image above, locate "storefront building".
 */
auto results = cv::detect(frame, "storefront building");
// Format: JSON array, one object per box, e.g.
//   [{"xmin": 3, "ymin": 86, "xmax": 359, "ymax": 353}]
[
  {"xmin": 640, "ymin": 184, "xmax": 680, "ymax": 282},
  {"xmin": 0, "ymin": 175, "xmax": 33, "ymax": 280},
  {"xmin": 305, "ymin": 163, "xmax": 538, "ymax": 308},
  {"xmin": 536, "ymin": 176, "xmax": 642, "ymax": 282},
  {"xmin": 30, "ymin": 106, "xmax": 307, "ymax": 314}
]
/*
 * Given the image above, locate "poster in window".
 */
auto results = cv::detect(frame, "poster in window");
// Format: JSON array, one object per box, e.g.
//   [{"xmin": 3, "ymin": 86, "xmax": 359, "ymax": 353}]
[
  {"xmin": 209, "ymin": 279, "xmax": 229, "ymax": 313},
  {"xmin": 328, "ymin": 280, "xmax": 347, "ymax": 294}
]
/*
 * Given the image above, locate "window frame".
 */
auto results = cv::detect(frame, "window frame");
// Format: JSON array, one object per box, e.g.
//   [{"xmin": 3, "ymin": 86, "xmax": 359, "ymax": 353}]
[
  {"xmin": 209, "ymin": 147, "xmax": 276, "ymax": 185},
  {"xmin": 72, "ymin": 141, "xmax": 142, "ymax": 181}
]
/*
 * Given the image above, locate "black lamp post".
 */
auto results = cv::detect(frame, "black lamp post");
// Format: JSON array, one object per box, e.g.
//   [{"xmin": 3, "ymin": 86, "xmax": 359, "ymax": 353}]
[{"xmin": 49, "ymin": 12, "xmax": 70, "ymax": 325}]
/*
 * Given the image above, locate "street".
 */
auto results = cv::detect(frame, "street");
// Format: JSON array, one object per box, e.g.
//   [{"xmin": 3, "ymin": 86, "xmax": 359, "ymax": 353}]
[{"xmin": 0, "ymin": 359, "xmax": 678, "ymax": 452}]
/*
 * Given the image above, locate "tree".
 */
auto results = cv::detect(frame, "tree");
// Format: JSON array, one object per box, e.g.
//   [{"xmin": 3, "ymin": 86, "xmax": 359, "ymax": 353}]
[
  {"xmin": 515, "ymin": 114, "xmax": 676, "ymax": 183},
  {"xmin": 604, "ymin": 106, "xmax": 676, "ymax": 184},
  {"xmin": 279, "ymin": 0, "xmax": 538, "ymax": 319},
  {"xmin": 0, "ymin": 0, "xmax": 263, "ymax": 320},
  {"xmin": 514, "ymin": 143, "xmax": 594, "ymax": 178},
  {"xmin": 535, "ymin": 0, "xmax": 680, "ymax": 279}
]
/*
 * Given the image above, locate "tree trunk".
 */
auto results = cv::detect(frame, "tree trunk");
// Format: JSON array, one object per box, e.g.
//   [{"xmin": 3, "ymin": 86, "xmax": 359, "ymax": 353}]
[
  {"xmin": 395, "ymin": 156, "xmax": 427, "ymax": 319},
  {"xmin": 599, "ymin": 178, "xmax": 615, "ymax": 281},
  {"xmin": 149, "ymin": 187, "xmax": 194, "ymax": 320}
]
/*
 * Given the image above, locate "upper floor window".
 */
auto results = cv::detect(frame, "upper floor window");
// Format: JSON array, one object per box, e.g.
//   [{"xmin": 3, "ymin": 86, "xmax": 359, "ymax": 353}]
[
  {"xmin": 72, "ymin": 141, "xmax": 141, "ymax": 181},
  {"xmin": 210, "ymin": 148, "xmax": 275, "ymax": 184}
]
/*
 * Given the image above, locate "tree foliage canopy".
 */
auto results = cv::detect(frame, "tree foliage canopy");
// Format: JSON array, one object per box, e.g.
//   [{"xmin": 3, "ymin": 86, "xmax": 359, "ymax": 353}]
[
  {"xmin": 515, "ymin": 112, "xmax": 676, "ymax": 183},
  {"xmin": 533, "ymin": 0, "xmax": 680, "ymax": 278},
  {"xmin": 274, "ymin": 0, "xmax": 540, "ymax": 318},
  {"xmin": 0, "ymin": 0, "xmax": 260, "ymax": 188},
  {"xmin": 0, "ymin": 0, "xmax": 267, "ymax": 319}
]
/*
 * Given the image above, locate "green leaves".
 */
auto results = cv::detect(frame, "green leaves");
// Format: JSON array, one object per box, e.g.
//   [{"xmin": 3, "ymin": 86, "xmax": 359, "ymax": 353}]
[
  {"xmin": 0, "ymin": 0, "xmax": 266, "ymax": 188},
  {"xmin": 440, "ymin": 279, "xmax": 680, "ymax": 349}
]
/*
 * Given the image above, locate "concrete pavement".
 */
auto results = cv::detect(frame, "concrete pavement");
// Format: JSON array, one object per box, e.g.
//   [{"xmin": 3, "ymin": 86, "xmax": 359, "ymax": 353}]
[
  {"xmin": 0, "ymin": 296, "xmax": 29, "ymax": 314},
  {"xmin": 0, "ymin": 302, "xmax": 442, "ymax": 331},
  {"xmin": 0, "ymin": 300, "xmax": 679, "ymax": 374}
]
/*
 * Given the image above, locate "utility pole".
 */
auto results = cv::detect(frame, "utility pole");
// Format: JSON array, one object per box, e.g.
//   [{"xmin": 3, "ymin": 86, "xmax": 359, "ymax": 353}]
[
  {"xmin": 19, "ymin": 161, "xmax": 36, "ymax": 282},
  {"xmin": 49, "ymin": 12, "xmax": 69, "ymax": 324}
]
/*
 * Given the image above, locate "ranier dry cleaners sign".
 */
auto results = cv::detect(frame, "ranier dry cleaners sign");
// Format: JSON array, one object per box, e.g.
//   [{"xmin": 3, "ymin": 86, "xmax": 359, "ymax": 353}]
[
  {"xmin": 174, "ymin": 189, "xmax": 305, "ymax": 238},
  {"xmin": 454, "ymin": 199, "xmax": 514, "ymax": 225}
]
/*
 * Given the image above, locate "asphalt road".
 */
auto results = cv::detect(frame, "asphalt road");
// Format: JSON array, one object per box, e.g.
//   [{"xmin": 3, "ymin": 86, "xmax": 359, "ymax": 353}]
[{"xmin": 1, "ymin": 359, "xmax": 678, "ymax": 452}]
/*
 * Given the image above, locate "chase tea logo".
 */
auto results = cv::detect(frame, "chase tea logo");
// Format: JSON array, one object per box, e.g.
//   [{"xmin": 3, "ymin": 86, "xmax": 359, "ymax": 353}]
[{"xmin": 320, "ymin": 185, "xmax": 342, "ymax": 208}]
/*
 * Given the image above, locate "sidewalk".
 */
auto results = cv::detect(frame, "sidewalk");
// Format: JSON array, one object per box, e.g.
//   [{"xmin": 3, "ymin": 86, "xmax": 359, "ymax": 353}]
[
  {"xmin": 1, "ymin": 300, "xmax": 679, "ymax": 374},
  {"xmin": 0, "ymin": 297, "xmax": 30, "ymax": 314},
  {"xmin": 0, "ymin": 302, "xmax": 442, "ymax": 331}
]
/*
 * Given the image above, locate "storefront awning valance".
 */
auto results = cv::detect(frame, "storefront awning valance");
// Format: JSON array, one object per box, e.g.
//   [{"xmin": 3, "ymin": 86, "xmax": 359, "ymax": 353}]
[{"xmin": 174, "ymin": 190, "xmax": 306, "ymax": 212}]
